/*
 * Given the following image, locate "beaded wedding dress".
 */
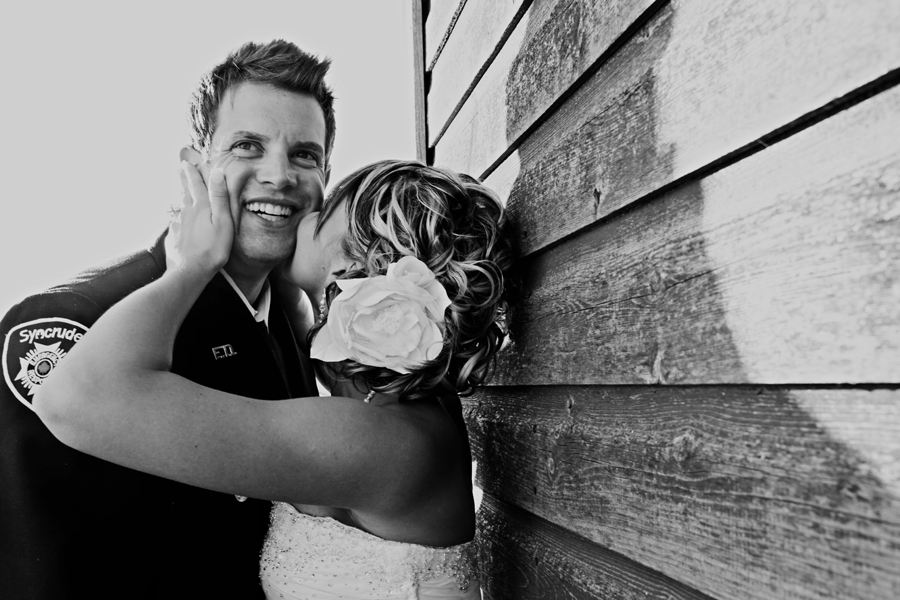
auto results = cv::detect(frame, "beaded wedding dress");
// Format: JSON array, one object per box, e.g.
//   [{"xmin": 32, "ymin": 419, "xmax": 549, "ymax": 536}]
[{"xmin": 260, "ymin": 502, "xmax": 481, "ymax": 599}]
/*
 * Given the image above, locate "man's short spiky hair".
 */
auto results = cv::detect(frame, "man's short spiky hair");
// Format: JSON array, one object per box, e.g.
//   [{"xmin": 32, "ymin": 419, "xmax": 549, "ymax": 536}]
[{"xmin": 188, "ymin": 39, "xmax": 336, "ymax": 159}]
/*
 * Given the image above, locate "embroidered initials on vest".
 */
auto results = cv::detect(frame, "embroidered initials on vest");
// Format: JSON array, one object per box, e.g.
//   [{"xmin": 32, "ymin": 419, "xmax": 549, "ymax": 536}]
[{"xmin": 212, "ymin": 344, "xmax": 237, "ymax": 360}]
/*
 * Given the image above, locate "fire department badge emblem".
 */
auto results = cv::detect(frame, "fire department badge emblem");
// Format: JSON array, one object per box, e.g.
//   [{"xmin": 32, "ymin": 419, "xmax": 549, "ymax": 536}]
[{"xmin": 3, "ymin": 317, "xmax": 88, "ymax": 410}]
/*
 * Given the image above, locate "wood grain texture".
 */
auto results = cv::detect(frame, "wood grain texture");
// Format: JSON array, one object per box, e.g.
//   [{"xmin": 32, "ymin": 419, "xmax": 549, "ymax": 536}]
[
  {"xmin": 436, "ymin": 0, "xmax": 900, "ymax": 235},
  {"xmin": 466, "ymin": 386, "xmax": 900, "ymax": 600},
  {"xmin": 426, "ymin": 0, "xmax": 529, "ymax": 145},
  {"xmin": 494, "ymin": 83, "xmax": 900, "ymax": 386},
  {"xmin": 430, "ymin": 0, "xmax": 657, "ymax": 152},
  {"xmin": 476, "ymin": 493, "xmax": 715, "ymax": 600},
  {"xmin": 412, "ymin": 0, "xmax": 428, "ymax": 161},
  {"xmin": 425, "ymin": 0, "xmax": 466, "ymax": 70}
]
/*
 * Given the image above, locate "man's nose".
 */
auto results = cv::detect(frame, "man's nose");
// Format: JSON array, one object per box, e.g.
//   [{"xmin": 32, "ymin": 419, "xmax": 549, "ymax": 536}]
[{"xmin": 257, "ymin": 153, "xmax": 298, "ymax": 191}]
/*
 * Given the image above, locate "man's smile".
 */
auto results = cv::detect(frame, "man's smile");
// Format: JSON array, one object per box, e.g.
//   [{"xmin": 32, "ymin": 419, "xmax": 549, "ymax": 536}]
[{"xmin": 243, "ymin": 200, "xmax": 298, "ymax": 223}]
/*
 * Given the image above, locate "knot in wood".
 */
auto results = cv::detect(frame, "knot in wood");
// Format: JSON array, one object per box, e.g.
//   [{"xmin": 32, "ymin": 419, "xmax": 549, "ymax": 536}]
[{"xmin": 669, "ymin": 431, "xmax": 698, "ymax": 463}]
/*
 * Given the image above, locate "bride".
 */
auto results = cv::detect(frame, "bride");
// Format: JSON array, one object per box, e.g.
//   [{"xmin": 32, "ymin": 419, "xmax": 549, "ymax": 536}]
[{"xmin": 34, "ymin": 159, "xmax": 512, "ymax": 599}]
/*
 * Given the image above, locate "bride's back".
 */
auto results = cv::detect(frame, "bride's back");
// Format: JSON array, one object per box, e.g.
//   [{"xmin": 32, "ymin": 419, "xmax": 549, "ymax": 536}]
[{"xmin": 290, "ymin": 395, "xmax": 476, "ymax": 548}]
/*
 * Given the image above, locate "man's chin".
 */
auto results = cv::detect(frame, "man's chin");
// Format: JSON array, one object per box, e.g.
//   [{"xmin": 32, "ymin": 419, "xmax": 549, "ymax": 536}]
[
  {"xmin": 227, "ymin": 246, "xmax": 294, "ymax": 278},
  {"xmin": 233, "ymin": 232, "xmax": 296, "ymax": 266}
]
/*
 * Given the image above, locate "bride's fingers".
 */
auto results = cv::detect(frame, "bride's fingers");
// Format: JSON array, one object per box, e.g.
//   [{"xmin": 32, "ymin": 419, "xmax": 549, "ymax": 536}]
[
  {"xmin": 208, "ymin": 168, "xmax": 231, "ymax": 226},
  {"xmin": 182, "ymin": 161, "xmax": 209, "ymax": 210},
  {"xmin": 178, "ymin": 164, "xmax": 193, "ymax": 210}
]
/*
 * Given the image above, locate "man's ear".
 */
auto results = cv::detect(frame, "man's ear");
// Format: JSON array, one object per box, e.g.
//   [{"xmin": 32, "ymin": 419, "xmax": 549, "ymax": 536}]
[{"xmin": 179, "ymin": 146, "xmax": 202, "ymax": 166}]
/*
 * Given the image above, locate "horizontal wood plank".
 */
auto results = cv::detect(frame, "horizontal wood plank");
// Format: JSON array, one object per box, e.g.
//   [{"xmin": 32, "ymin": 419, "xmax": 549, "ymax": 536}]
[
  {"xmin": 437, "ymin": 0, "xmax": 900, "ymax": 256},
  {"xmin": 466, "ymin": 386, "xmax": 900, "ymax": 600},
  {"xmin": 426, "ymin": 0, "xmax": 529, "ymax": 145},
  {"xmin": 425, "ymin": 0, "xmax": 465, "ymax": 69},
  {"xmin": 494, "ymin": 83, "xmax": 900, "ymax": 385},
  {"xmin": 431, "ymin": 0, "xmax": 657, "ymax": 152},
  {"xmin": 477, "ymin": 493, "xmax": 714, "ymax": 600}
]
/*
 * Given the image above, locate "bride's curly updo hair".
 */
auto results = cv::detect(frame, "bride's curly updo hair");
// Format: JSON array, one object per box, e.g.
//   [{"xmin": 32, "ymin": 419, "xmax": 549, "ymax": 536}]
[{"xmin": 308, "ymin": 160, "xmax": 514, "ymax": 400}]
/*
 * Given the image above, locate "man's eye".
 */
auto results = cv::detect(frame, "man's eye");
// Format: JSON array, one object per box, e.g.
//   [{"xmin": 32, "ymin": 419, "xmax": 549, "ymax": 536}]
[
  {"xmin": 232, "ymin": 142, "xmax": 260, "ymax": 154},
  {"xmin": 294, "ymin": 151, "xmax": 321, "ymax": 165}
]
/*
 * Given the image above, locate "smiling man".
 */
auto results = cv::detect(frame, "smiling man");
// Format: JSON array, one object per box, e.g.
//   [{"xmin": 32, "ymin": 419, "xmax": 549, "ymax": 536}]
[
  {"xmin": 0, "ymin": 40, "xmax": 332, "ymax": 599},
  {"xmin": 187, "ymin": 72, "xmax": 332, "ymax": 304}
]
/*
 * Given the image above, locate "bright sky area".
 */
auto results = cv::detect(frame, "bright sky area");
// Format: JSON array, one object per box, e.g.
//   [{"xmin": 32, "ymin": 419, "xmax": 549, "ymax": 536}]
[{"xmin": 0, "ymin": 1, "xmax": 417, "ymax": 315}]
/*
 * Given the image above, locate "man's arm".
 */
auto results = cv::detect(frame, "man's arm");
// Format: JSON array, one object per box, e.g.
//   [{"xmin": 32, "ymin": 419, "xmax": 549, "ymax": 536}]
[{"xmin": 2, "ymin": 290, "xmax": 104, "ymax": 413}]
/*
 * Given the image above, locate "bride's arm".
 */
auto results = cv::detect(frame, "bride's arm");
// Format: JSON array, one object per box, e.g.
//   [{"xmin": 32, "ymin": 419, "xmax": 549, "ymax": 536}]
[{"xmin": 33, "ymin": 164, "xmax": 440, "ymax": 512}]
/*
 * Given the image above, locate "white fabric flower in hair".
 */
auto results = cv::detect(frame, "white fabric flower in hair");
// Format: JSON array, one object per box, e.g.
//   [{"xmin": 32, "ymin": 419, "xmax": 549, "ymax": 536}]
[{"xmin": 310, "ymin": 256, "xmax": 452, "ymax": 374}]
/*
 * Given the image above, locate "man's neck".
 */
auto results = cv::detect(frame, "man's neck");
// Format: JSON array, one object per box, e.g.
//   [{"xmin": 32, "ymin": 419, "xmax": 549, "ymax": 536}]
[{"xmin": 222, "ymin": 263, "xmax": 270, "ymax": 305}]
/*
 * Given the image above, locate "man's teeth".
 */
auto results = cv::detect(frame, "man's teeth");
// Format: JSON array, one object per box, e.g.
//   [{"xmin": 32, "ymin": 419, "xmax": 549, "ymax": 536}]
[{"xmin": 245, "ymin": 202, "xmax": 294, "ymax": 221}]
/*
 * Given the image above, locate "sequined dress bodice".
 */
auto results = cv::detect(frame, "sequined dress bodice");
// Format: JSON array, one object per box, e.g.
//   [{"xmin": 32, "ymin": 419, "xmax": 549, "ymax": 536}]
[{"xmin": 260, "ymin": 502, "xmax": 481, "ymax": 599}]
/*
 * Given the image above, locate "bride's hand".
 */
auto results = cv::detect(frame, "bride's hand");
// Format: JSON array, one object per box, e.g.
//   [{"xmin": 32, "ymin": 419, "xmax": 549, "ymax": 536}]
[{"xmin": 165, "ymin": 160, "xmax": 234, "ymax": 277}]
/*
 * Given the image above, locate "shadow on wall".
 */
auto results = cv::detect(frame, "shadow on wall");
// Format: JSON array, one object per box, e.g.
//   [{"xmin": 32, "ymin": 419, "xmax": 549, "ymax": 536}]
[{"xmin": 471, "ymin": 0, "xmax": 900, "ymax": 598}]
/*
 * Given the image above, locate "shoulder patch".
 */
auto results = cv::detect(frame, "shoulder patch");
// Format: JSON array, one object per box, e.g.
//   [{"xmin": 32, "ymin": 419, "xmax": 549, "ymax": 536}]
[{"xmin": 3, "ymin": 317, "xmax": 89, "ymax": 410}]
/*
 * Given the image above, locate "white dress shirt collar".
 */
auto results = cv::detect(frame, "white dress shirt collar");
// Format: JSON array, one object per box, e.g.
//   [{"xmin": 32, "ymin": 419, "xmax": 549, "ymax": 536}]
[{"xmin": 219, "ymin": 270, "xmax": 271, "ymax": 328}]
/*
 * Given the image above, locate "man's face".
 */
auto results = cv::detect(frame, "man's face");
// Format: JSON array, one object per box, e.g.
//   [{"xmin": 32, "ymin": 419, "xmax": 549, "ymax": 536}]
[{"xmin": 207, "ymin": 82, "xmax": 328, "ymax": 276}]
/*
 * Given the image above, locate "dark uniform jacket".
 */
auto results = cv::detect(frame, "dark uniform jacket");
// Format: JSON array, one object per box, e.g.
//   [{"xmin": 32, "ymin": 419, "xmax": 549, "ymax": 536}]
[{"xmin": 0, "ymin": 233, "xmax": 317, "ymax": 599}]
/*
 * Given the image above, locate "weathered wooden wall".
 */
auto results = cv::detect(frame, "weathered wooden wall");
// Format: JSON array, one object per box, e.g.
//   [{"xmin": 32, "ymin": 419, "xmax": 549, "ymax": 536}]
[{"xmin": 414, "ymin": 1, "xmax": 900, "ymax": 598}]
